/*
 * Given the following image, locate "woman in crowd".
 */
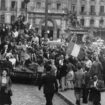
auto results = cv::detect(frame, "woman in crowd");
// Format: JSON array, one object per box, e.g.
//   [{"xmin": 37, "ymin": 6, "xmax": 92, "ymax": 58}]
[{"xmin": 0, "ymin": 69, "xmax": 12, "ymax": 105}]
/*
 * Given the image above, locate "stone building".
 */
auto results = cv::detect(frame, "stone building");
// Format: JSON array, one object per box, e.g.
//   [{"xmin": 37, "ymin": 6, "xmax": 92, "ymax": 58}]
[
  {"xmin": 70, "ymin": 0, "xmax": 105, "ymax": 28},
  {"xmin": 0, "ymin": 0, "xmax": 71, "ymax": 39},
  {"xmin": 69, "ymin": 0, "xmax": 105, "ymax": 41}
]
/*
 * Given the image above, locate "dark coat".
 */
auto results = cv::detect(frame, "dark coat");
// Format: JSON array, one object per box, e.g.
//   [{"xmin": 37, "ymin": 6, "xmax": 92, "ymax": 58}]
[
  {"xmin": 0, "ymin": 76, "xmax": 12, "ymax": 104},
  {"xmin": 90, "ymin": 61, "xmax": 103, "ymax": 79},
  {"xmin": 74, "ymin": 69, "xmax": 84, "ymax": 88},
  {"xmin": 60, "ymin": 64, "xmax": 68, "ymax": 77},
  {"xmin": 39, "ymin": 73, "xmax": 58, "ymax": 94},
  {"xmin": 0, "ymin": 76, "xmax": 12, "ymax": 91}
]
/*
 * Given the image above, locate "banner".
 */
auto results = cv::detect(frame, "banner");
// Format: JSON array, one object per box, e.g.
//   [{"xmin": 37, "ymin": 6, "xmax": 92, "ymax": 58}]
[
  {"xmin": 66, "ymin": 42, "xmax": 81, "ymax": 57},
  {"xmin": 71, "ymin": 44, "xmax": 81, "ymax": 57},
  {"xmin": 66, "ymin": 42, "xmax": 75, "ymax": 55}
]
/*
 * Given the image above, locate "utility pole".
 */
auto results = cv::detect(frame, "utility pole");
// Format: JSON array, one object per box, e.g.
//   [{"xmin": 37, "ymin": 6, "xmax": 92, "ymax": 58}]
[{"xmin": 44, "ymin": 0, "xmax": 48, "ymax": 40}]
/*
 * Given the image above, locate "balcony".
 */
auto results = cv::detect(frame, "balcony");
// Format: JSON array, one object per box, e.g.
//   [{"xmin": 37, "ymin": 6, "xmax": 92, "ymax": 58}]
[
  {"xmin": 89, "ymin": 12, "xmax": 96, "ymax": 15},
  {"xmin": 20, "ymin": 8, "xmax": 25, "ymax": 11},
  {"xmin": 48, "ymin": 9, "xmax": 65, "ymax": 14},
  {"xmin": 80, "ymin": 12, "xmax": 87, "ymax": 15},
  {"xmin": 28, "ymin": 8, "xmax": 66, "ymax": 14},
  {"xmin": 80, "ymin": 0, "xmax": 87, "ymax": 4},
  {"xmin": 10, "ymin": 8, "xmax": 17, "ymax": 11},
  {"xmin": 99, "ymin": 12, "xmax": 105, "ymax": 16},
  {"xmin": 89, "ymin": 0, "xmax": 96, "ymax": 4},
  {"xmin": 0, "ymin": 7, "xmax": 7, "ymax": 11}
]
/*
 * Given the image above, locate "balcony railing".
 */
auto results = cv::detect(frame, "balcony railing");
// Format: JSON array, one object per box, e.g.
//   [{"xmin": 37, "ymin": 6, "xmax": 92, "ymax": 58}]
[
  {"xmin": 10, "ymin": 8, "xmax": 17, "ymax": 11},
  {"xmin": 89, "ymin": 12, "xmax": 96, "ymax": 15},
  {"xmin": 28, "ymin": 8, "xmax": 66, "ymax": 14},
  {"xmin": 0, "ymin": 7, "xmax": 7, "ymax": 11},
  {"xmin": 99, "ymin": 12, "xmax": 105, "ymax": 16},
  {"xmin": 80, "ymin": 12, "xmax": 87, "ymax": 15},
  {"xmin": 20, "ymin": 8, "xmax": 25, "ymax": 11}
]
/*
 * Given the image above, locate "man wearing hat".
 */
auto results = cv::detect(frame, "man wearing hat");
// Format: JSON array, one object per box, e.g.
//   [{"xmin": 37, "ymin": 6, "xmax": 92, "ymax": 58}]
[{"xmin": 38, "ymin": 65, "xmax": 58, "ymax": 105}]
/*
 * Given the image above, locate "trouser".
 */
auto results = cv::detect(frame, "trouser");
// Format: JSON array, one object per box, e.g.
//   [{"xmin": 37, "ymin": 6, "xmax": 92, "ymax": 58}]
[
  {"xmin": 60, "ymin": 76, "xmax": 66, "ymax": 91},
  {"xmin": 45, "ymin": 93, "xmax": 54, "ymax": 105},
  {"xmin": 82, "ymin": 85, "xmax": 89, "ymax": 103},
  {"xmin": 74, "ymin": 88, "xmax": 82, "ymax": 105},
  {"xmin": 93, "ymin": 90, "xmax": 101, "ymax": 105}
]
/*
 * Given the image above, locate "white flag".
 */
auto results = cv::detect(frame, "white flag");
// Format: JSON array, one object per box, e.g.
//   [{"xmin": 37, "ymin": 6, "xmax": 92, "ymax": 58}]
[{"xmin": 71, "ymin": 44, "xmax": 81, "ymax": 57}]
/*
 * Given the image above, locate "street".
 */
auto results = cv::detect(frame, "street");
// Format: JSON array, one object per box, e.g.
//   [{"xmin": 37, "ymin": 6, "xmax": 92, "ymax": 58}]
[{"xmin": 11, "ymin": 84, "xmax": 68, "ymax": 105}]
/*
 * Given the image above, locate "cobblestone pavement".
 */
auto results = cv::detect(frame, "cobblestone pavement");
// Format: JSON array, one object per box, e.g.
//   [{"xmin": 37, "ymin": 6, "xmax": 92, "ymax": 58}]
[{"xmin": 11, "ymin": 84, "xmax": 68, "ymax": 105}]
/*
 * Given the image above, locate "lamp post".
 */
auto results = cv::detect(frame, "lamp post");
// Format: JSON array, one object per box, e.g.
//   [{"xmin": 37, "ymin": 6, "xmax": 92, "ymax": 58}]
[{"xmin": 44, "ymin": 0, "xmax": 48, "ymax": 40}]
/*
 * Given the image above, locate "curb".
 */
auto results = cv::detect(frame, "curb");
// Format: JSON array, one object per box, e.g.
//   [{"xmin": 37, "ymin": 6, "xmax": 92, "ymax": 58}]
[{"xmin": 57, "ymin": 92, "xmax": 74, "ymax": 105}]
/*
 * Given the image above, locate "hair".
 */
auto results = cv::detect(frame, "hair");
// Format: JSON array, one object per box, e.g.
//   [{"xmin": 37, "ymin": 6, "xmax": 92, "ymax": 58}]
[
  {"xmin": 77, "ymin": 62, "xmax": 82, "ymax": 70},
  {"xmin": 1, "ymin": 69, "xmax": 9, "ymax": 76},
  {"xmin": 45, "ymin": 65, "xmax": 52, "ymax": 73}
]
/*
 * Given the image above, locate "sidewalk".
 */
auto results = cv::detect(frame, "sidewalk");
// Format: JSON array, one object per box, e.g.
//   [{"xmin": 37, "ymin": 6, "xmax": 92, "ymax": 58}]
[{"xmin": 58, "ymin": 89, "xmax": 105, "ymax": 105}]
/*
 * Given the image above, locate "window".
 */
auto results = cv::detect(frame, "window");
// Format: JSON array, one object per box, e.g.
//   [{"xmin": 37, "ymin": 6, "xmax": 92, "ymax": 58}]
[
  {"xmin": 100, "ymin": 18, "xmax": 104, "ymax": 25},
  {"xmin": 72, "ymin": 5, "xmax": 76, "ymax": 12},
  {"xmin": 81, "ymin": 5, "xmax": 85, "ymax": 13},
  {"xmin": 1, "ymin": 0, "xmax": 6, "ymax": 10},
  {"xmin": 80, "ymin": 18, "xmax": 85, "ymax": 26},
  {"xmin": 0, "ymin": 15, "xmax": 5, "ymax": 23},
  {"xmin": 21, "ymin": 1, "xmax": 25, "ymax": 9},
  {"xmin": 48, "ymin": 2, "xmax": 51, "ymax": 9},
  {"xmin": 90, "ymin": 5, "xmax": 95, "ymax": 14},
  {"xmin": 36, "ymin": 2, "xmax": 41, "ymax": 9},
  {"xmin": 100, "ymin": 6, "xmax": 104, "ymax": 13},
  {"xmin": 101, "ymin": 0, "xmax": 104, "ymax": 2},
  {"xmin": 11, "ymin": 1, "xmax": 17, "ymax": 10},
  {"xmin": 11, "ymin": 15, "xmax": 15, "ymax": 24},
  {"xmin": 57, "ymin": 3, "xmax": 61, "ymax": 10},
  {"xmin": 90, "ymin": 18, "xmax": 94, "ymax": 26}
]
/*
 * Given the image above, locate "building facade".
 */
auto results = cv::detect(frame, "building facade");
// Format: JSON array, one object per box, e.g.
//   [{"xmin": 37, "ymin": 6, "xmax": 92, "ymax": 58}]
[
  {"xmin": 0, "ymin": 0, "xmax": 71, "ymax": 39},
  {"xmin": 70, "ymin": 0, "xmax": 105, "ymax": 28}
]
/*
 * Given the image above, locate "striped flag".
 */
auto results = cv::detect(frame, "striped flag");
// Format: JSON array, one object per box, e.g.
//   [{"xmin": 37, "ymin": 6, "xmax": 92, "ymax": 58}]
[{"xmin": 66, "ymin": 42, "xmax": 81, "ymax": 57}]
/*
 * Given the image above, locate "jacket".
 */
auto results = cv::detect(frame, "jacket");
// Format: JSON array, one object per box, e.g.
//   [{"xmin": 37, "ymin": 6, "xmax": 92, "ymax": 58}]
[
  {"xmin": 0, "ymin": 76, "xmax": 12, "ymax": 92},
  {"xmin": 39, "ymin": 73, "xmax": 58, "ymax": 94},
  {"xmin": 74, "ymin": 69, "xmax": 84, "ymax": 88}
]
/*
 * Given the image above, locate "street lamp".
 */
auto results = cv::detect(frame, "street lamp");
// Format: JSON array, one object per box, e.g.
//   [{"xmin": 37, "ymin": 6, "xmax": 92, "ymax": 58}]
[{"xmin": 44, "ymin": 0, "xmax": 49, "ymax": 40}]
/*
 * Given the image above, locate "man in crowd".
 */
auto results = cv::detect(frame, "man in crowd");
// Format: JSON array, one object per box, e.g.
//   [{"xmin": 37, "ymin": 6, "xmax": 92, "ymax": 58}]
[{"xmin": 38, "ymin": 65, "xmax": 58, "ymax": 105}]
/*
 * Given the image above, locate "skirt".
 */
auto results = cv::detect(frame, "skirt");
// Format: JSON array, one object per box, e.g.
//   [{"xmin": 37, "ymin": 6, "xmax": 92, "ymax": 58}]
[{"xmin": 0, "ymin": 86, "xmax": 12, "ymax": 104}]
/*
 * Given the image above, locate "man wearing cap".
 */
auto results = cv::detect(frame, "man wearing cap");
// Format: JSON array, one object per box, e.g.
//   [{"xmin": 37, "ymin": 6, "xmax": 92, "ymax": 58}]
[{"xmin": 38, "ymin": 65, "xmax": 58, "ymax": 105}]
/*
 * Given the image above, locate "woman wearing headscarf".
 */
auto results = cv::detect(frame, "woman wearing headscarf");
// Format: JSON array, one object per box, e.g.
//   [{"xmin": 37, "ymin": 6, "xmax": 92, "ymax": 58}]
[{"xmin": 0, "ymin": 70, "xmax": 12, "ymax": 105}]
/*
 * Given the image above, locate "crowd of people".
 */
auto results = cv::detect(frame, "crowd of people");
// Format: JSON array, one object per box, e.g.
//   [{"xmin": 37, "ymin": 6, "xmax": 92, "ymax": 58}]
[{"xmin": 0, "ymin": 16, "xmax": 105, "ymax": 105}]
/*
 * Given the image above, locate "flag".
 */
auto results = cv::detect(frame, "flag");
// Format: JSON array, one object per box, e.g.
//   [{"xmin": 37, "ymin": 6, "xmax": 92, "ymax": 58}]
[
  {"xmin": 71, "ymin": 44, "xmax": 81, "ymax": 57},
  {"xmin": 66, "ymin": 42, "xmax": 75, "ymax": 55},
  {"xmin": 66, "ymin": 42, "xmax": 81, "ymax": 57}
]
